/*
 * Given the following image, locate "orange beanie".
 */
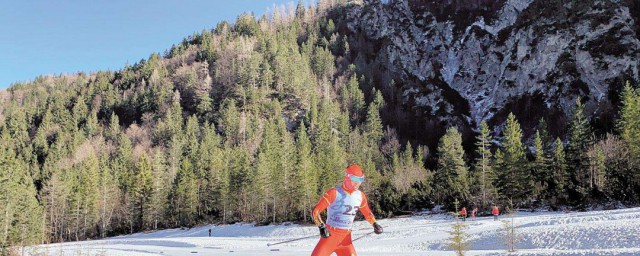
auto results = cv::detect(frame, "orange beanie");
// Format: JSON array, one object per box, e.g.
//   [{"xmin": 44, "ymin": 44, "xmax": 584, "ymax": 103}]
[{"xmin": 345, "ymin": 164, "xmax": 364, "ymax": 177}]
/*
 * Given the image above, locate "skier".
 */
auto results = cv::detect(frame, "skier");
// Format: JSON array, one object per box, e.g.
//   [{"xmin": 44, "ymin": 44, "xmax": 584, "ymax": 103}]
[
  {"xmin": 311, "ymin": 164, "xmax": 384, "ymax": 256},
  {"xmin": 492, "ymin": 205, "xmax": 500, "ymax": 221},
  {"xmin": 208, "ymin": 228, "xmax": 212, "ymax": 237},
  {"xmin": 471, "ymin": 207, "xmax": 477, "ymax": 221},
  {"xmin": 460, "ymin": 207, "xmax": 467, "ymax": 222}
]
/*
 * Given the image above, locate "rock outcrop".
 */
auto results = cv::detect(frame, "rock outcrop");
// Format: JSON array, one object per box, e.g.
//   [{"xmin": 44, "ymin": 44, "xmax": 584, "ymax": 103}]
[{"xmin": 344, "ymin": 0, "xmax": 640, "ymax": 139}]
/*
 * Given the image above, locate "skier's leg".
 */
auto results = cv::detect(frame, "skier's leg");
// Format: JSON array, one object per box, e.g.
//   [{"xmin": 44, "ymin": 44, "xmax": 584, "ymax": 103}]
[
  {"xmin": 335, "ymin": 231, "xmax": 356, "ymax": 256},
  {"xmin": 335, "ymin": 244, "xmax": 356, "ymax": 256},
  {"xmin": 311, "ymin": 228, "xmax": 348, "ymax": 256},
  {"xmin": 311, "ymin": 237, "xmax": 340, "ymax": 256}
]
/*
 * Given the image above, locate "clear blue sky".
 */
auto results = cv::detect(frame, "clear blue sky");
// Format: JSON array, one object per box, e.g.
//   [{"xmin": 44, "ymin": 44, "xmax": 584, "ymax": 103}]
[{"xmin": 0, "ymin": 0, "xmax": 295, "ymax": 89}]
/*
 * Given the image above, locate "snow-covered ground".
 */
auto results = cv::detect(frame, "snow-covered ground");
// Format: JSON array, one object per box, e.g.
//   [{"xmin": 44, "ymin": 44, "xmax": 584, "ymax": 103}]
[{"xmin": 25, "ymin": 207, "xmax": 640, "ymax": 255}]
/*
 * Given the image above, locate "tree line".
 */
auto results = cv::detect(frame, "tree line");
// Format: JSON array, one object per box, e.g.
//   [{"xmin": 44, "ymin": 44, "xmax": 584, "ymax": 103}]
[{"xmin": 0, "ymin": 0, "xmax": 639, "ymax": 251}]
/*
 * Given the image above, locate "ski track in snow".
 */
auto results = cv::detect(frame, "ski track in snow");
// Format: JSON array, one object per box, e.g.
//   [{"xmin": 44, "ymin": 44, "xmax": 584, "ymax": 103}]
[{"xmin": 25, "ymin": 208, "xmax": 640, "ymax": 256}]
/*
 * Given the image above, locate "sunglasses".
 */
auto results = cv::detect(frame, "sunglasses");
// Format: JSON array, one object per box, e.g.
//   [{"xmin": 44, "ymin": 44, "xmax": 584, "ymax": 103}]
[{"xmin": 346, "ymin": 173, "xmax": 365, "ymax": 183}]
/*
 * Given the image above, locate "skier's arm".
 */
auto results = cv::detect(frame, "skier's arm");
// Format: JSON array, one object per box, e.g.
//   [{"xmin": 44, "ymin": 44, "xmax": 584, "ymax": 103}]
[
  {"xmin": 312, "ymin": 188, "xmax": 337, "ymax": 226},
  {"xmin": 359, "ymin": 192, "xmax": 383, "ymax": 234},
  {"xmin": 358, "ymin": 192, "xmax": 377, "ymax": 225}
]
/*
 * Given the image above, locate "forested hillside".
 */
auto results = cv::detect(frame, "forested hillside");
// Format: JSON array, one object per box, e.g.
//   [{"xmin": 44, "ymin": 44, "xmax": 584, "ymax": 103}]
[{"xmin": 1, "ymin": 0, "xmax": 639, "ymax": 251}]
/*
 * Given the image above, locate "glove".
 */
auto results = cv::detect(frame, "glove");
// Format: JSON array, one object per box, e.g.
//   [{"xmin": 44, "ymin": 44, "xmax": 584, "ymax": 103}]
[
  {"xmin": 373, "ymin": 222, "xmax": 383, "ymax": 234},
  {"xmin": 319, "ymin": 223, "xmax": 331, "ymax": 238}
]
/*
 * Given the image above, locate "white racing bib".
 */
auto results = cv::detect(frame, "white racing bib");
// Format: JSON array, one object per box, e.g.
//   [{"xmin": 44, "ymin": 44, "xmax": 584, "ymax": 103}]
[{"xmin": 326, "ymin": 186, "xmax": 363, "ymax": 229}]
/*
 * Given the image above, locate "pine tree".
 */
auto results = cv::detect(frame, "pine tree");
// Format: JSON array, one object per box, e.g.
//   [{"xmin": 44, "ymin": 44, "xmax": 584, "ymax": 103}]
[
  {"xmin": 167, "ymin": 130, "xmax": 184, "ymax": 185},
  {"xmin": 172, "ymin": 159, "xmax": 198, "ymax": 227},
  {"xmin": 84, "ymin": 110, "xmax": 99, "ymax": 137},
  {"xmin": 106, "ymin": 112, "xmax": 121, "ymax": 142},
  {"xmin": 294, "ymin": 122, "xmax": 317, "ymax": 222},
  {"xmin": 496, "ymin": 113, "xmax": 529, "ymax": 207},
  {"xmin": 403, "ymin": 143, "xmax": 414, "ymax": 170},
  {"xmin": 218, "ymin": 147, "xmax": 231, "ymax": 224},
  {"xmin": 315, "ymin": 99, "xmax": 347, "ymax": 193},
  {"xmin": 221, "ymin": 99, "xmax": 241, "ymax": 146},
  {"xmin": 76, "ymin": 147, "xmax": 100, "ymax": 238},
  {"xmin": 434, "ymin": 127, "xmax": 470, "ymax": 206},
  {"xmin": 372, "ymin": 89, "xmax": 385, "ymax": 110},
  {"xmin": 248, "ymin": 100, "xmax": 298, "ymax": 222},
  {"xmin": 259, "ymin": 57, "xmax": 274, "ymax": 90},
  {"xmin": 115, "ymin": 134, "xmax": 134, "ymax": 190},
  {"xmin": 133, "ymin": 152, "xmax": 153, "ymax": 230},
  {"xmin": 255, "ymin": 119, "xmax": 278, "ymax": 222},
  {"xmin": 531, "ymin": 130, "xmax": 548, "ymax": 201},
  {"xmin": 338, "ymin": 109, "xmax": 351, "ymax": 143},
  {"xmin": 5, "ymin": 107, "xmax": 31, "ymax": 153},
  {"xmin": 197, "ymin": 30, "xmax": 218, "ymax": 66},
  {"xmin": 345, "ymin": 75, "xmax": 365, "ymax": 122},
  {"xmin": 97, "ymin": 152, "xmax": 119, "ymax": 238},
  {"xmin": 547, "ymin": 138, "xmax": 567, "ymax": 205},
  {"xmin": 537, "ymin": 118, "xmax": 552, "ymax": 149},
  {"xmin": 308, "ymin": 94, "xmax": 319, "ymax": 133},
  {"xmin": 196, "ymin": 122, "xmax": 223, "ymax": 223},
  {"xmin": 0, "ymin": 132, "xmax": 43, "ymax": 249},
  {"xmin": 113, "ymin": 133, "xmax": 135, "ymax": 233},
  {"xmin": 391, "ymin": 152, "xmax": 401, "ymax": 176},
  {"xmin": 617, "ymin": 81, "xmax": 640, "ymax": 192},
  {"xmin": 183, "ymin": 115, "xmax": 200, "ymax": 168},
  {"xmin": 148, "ymin": 148, "xmax": 169, "ymax": 230},
  {"xmin": 473, "ymin": 121, "xmax": 496, "ymax": 209},
  {"xmin": 195, "ymin": 75, "xmax": 213, "ymax": 117},
  {"xmin": 72, "ymin": 96, "xmax": 88, "ymax": 130},
  {"xmin": 33, "ymin": 108, "xmax": 54, "ymax": 165},
  {"xmin": 228, "ymin": 146, "xmax": 251, "ymax": 221},
  {"xmin": 617, "ymin": 81, "xmax": 640, "ymax": 158},
  {"xmin": 566, "ymin": 98, "xmax": 592, "ymax": 200},
  {"xmin": 40, "ymin": 139, "xmax": 72, "ymax": 242},
  {"xmin": 295, "ymin": 0, "xmax": 306, "ymax": 21},
  {"xmin": 364, "ymin": 98, "xmax": 383, "ymax": 146},
  {"xmin": 168, "ymin": 93, "xmax": 184, "ymax": 138},
  {"xmin": 275, "ymin": 104, "xmax": 296, "ymax": 221}
]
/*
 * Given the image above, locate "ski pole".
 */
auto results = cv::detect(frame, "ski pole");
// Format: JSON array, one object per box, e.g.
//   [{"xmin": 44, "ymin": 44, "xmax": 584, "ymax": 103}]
[
  {"xmin": 352, "ymin": 231, "xmax": 374, "ymax": 242},
  {"xmin": 267, "ymin": 234, "xmax": 317, "ymax": 246}
]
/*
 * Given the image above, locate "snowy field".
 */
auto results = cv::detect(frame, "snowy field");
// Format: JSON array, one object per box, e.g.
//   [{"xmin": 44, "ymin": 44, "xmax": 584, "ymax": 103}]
[{"xmin": 24, "ymin": 207, "xmax": 640, "ymax": 256}]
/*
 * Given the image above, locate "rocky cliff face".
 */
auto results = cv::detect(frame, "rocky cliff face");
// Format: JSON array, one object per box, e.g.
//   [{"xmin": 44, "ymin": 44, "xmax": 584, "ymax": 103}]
[{"xmin": 343, "ymin": 0, "xmax": 639, "ymax": 140}]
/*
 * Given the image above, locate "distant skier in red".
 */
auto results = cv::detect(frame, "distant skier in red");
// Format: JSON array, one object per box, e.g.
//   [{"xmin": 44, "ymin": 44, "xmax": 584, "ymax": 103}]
[
  {"xmin": 311, "ymin": 164, "xmax": 383, "ymax": 256},
  {"xmin": 460, "ymin": 207, "xmax": 467, "ymax": 221},
  {"xmin": 492, "ymin": 205, "xmax": 500, "ymax": 221}
]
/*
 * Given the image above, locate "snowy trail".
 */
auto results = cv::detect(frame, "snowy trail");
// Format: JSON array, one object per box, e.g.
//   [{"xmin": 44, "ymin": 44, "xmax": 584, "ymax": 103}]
[{"xmin": 26, "ymin": 208, "xmax": 640, "ymax": 255}]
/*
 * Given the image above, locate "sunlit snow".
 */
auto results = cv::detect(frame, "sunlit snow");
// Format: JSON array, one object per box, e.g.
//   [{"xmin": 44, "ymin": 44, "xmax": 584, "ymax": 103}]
[{"xmin": 26, "ymin": 207, "xmax": 640, "ymax": 256}]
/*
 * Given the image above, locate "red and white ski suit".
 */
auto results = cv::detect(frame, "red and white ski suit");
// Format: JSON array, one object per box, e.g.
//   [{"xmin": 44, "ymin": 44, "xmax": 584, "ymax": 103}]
[{"xmin": 311, "ymin": 185, "xmax": 376, "ymax": 256}]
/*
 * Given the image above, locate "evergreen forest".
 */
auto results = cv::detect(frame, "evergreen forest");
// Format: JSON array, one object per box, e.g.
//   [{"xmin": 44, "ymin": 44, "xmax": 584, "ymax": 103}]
[{"xmin": 1, "ymin": 0, "xmax": 639, "ymax": 250}]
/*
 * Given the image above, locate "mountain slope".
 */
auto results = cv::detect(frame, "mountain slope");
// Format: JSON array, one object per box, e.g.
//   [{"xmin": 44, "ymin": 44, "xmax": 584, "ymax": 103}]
[{"xmin": 342, "ymin": 0, "xmax": 639, "ymax": 142}]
